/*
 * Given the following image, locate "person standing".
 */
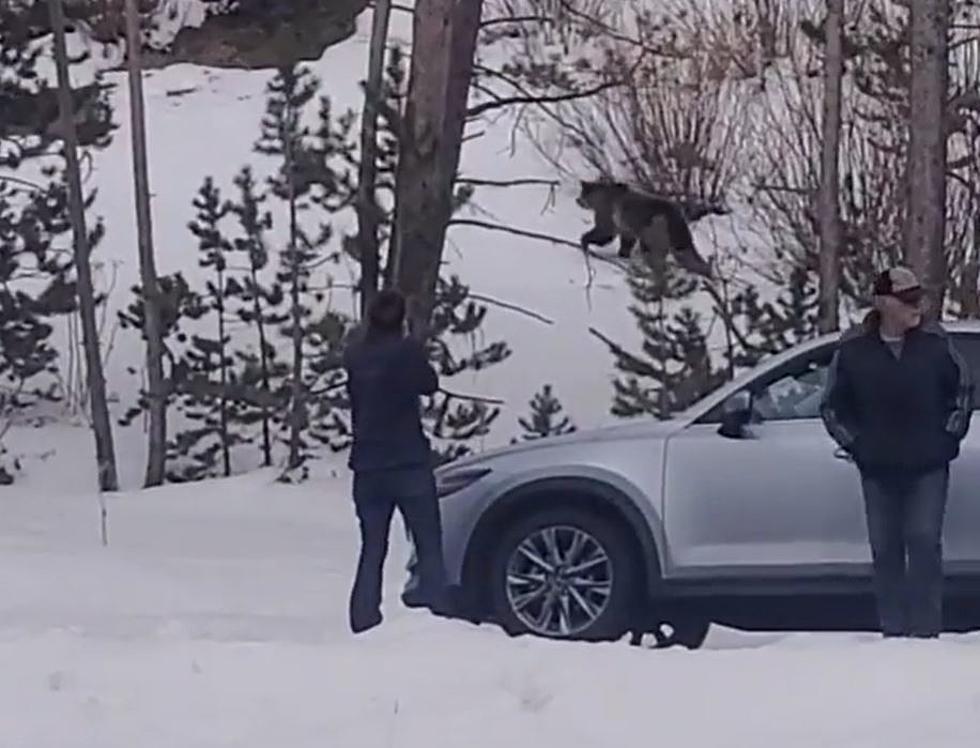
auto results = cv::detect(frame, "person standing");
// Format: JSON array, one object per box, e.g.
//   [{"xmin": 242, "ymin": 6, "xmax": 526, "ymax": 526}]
[
  {"xmin": 343, "ymin": 289, "xmax": 449, "ymax": 634},
  {"xmin": 820, "ymin": 266, "xmax": 973, "ymax": 638}
]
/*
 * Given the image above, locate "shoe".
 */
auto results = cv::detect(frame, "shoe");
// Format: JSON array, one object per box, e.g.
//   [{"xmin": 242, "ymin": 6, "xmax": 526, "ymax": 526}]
[{"xmin": 351, "ymin": 610, "xmax": 383, "ymax": 634}]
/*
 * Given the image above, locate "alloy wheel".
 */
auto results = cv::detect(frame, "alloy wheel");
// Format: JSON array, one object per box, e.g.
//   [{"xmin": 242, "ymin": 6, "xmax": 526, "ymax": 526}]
[{"xmin": 504, "ymin": 524, "xmax": 614, "ymax": 637}]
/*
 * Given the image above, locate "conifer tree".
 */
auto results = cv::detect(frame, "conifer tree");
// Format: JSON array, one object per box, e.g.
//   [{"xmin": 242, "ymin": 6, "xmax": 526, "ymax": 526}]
[
  {"xmin": 227, "ymin": 166, "xmax": 288, "ymax": 468},
  {"xmin": 601, "ymin": 259, "xmax": 727, "ymax": 420},
  {"xmin": 254, "ymin": 64, "xmax": 356, "ymax": 477},
  {"xmin": 255, "ymin": 64, "xmax": 325, "ymax": 474},
  {"xmin": 517, "ymin": 384, "xmax": 576, "ymax": 441}
]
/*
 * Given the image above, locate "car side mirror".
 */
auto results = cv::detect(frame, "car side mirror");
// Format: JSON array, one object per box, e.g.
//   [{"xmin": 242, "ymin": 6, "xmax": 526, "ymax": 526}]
[{"xmin": 718, "ymin": 389, "xmax": 753, "ymax": 439}]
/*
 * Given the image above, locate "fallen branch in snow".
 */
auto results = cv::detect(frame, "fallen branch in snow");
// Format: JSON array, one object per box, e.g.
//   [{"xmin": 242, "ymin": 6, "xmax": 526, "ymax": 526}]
[{"xmin": 468, "ymin": 293, "xmax": 554, "ymax": 325}]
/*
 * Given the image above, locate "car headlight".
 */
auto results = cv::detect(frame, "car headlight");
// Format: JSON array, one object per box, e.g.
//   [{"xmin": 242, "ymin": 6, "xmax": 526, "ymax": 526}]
[{"xmin": 435, "ymin": 466, "xmax": 491, "ymax": 498}]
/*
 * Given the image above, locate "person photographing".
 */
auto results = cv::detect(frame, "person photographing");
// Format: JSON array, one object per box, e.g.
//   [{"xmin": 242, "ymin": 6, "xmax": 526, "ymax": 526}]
[{"xmin": 343, "ymin": 289, "xmax": 449, "ymax": 634}]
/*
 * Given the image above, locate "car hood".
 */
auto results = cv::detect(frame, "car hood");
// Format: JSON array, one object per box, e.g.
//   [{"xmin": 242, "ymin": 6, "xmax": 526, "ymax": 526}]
[{"xmin": 442, "ymin": 418, "xmax": 684, "ymax": 471}]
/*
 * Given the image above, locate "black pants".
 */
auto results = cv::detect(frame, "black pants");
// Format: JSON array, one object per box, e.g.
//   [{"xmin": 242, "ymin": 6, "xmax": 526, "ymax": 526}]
[
  {"xmin": 349, "ymin": 466, "xmax": 449, "ymax": 633},
  {"xmin": 860, "ymin": 466, "xmax": 950, "ymax": 638}
]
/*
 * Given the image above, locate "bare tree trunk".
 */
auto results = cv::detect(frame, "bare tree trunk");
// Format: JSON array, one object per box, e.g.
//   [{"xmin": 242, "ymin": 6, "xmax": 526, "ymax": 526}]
[
  {"xmin": 905, "ymin": 0, "xmax": 950, "ymax": 319},
  {"xmin": 48, "ymin": 0, "xmax": 119, "ymax": 493},
  {"xmin": 125, "ymin": 0, "xmax": 167, "ymax": 486},
  {"xmin": 356, "ymin": 0, "xmax": 392, "ymax": 319},
  {"xmin": 393, "ymin": 0, "xmax": 483, "ymax": 338},
  {"xmin": 249, "ymin": 263, "xmax": 273, "ymax": 466},
  {"xmin": 817, "ymin": 0, "xmax": 844, "ymax": 334},
  {"xmin": 285, "ymin": 130, "xmax": 304, "ymax": 471},
  {"xmin": 216, "ymin": 263, "xmax": 230, "ymax": 477},
  {"xmin": 754, "ymin": 0, "xmax": 777, "ymax": 68}
]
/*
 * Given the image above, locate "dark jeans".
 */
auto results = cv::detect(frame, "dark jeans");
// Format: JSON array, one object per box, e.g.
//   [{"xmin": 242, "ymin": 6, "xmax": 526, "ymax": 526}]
[
  {"xmin": 860, "ymin": 466, "xmax": 950, "ymax": 638},
  {"xmin": 349, "ymin": 466, "xmax": 449, "ymax": 633}
]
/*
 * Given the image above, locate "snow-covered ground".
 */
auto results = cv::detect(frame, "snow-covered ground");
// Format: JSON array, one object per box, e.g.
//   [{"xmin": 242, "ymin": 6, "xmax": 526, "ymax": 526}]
[{"xmin": 3, "ymin": 435, "xmax": 980, "ymax": 748}]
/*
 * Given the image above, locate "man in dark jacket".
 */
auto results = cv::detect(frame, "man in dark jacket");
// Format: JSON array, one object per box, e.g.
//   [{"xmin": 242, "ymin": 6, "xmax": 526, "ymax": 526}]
[
  {"xmin": 820, "ymin": 266, "xmax": 973, "ymax": 638},
  {"xmin": 343, "ymin": 289, "xmax": 449, "ymax": 634}
]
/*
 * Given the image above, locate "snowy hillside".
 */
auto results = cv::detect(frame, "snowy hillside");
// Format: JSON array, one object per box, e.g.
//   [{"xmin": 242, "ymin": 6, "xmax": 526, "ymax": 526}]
[{"xmin": 4, "ymin": 3, "xmax": 763, "ymax": 489}]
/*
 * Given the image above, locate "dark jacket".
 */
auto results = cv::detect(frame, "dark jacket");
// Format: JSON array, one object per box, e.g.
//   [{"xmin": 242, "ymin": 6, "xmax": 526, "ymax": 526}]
[
  {"xmin": 343, "ymin": 329, "xmax": 439, "ymax": 472},
  {"xmin": 820, "ymin": 313, "xmax": 973, "ymax": 475}
]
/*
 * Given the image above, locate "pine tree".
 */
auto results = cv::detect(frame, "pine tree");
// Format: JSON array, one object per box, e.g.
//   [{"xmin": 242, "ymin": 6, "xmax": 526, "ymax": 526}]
[
  {"xmin": 727, "ymin": 263, "xmax": 820, "ymax": 369},
  {"xmin": 171, "ymin": 176, "xmax": 248, "ymax": 480},
  {"xmin": 256, "ymin": 64, "xmax": 323, "ymax": 474},
  {"xmin": 517, "ymin": 384, "xmax": 576, "ymax": 441},
  {"xmin": 227, "ymin": 166, "xmax": 289, "ymax": 468},
  {"xmin": 254, "ymin": 64, "xmax": 357, "ymax": 478},
  {"xmin": 117, "ymin": 272, "xmax": 207, "ymax": 432},
  {"xmin": 602, "ymin": 258, "xmax": 726, "ymax": 420}
]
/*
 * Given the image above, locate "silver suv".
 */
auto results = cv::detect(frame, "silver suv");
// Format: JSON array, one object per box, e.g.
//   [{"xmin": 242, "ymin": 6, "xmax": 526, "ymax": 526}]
[{"xmin": 409, "ymin": 321, "xmax": 980, "ymax": 646}]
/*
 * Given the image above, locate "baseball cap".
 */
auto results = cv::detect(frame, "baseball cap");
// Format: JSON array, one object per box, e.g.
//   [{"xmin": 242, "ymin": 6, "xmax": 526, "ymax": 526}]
[{"xmin": 873, "ymin": 266, "xmax": 923, "ymax": 304}]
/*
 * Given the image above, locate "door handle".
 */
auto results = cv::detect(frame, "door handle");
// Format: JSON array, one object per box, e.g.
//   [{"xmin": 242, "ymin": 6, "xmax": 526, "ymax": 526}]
[{"xmin": 833, "ymin": 447, "xmax": 853, "ymax": 462}]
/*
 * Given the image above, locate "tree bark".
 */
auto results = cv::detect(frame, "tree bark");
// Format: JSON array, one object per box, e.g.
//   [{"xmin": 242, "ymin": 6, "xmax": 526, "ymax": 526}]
[
  {"xmin": 356, "ymin": 0, "xmax": 392, "ymax": 319},
  {"xmin": 285, "ymin": 128, "xmax": 304, "ymax": 472},
  {"xmin": 48, "ymin": 0, "xmax": 119, "ymax": 493},
  {"xmin": 125, "ymin": 0, "xmax": 167, "ymax": 486},
  {"xmin": 905, "ymin": 0, "xmax": 950, "ymax": 319},
  {"xmin": 817, "ymin": 0, "xmax": 844, "ymax": 334},
  {"xmin": 216, "ymin": 262, "xmax": 230, "ymax": 477},
  {"xmin": 393, "ymin": 0, "xmax": 483, "ymax": 338}
]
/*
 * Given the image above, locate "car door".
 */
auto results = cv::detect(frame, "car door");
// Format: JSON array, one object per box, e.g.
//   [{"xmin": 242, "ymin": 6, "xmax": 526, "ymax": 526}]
[
  {"xmin": 941, "ymin": 333, "xmax": 980, "ymax": 575},
  {"xmin": 662, "ymin": 343, "xmax": 869, "ymax": 578}
]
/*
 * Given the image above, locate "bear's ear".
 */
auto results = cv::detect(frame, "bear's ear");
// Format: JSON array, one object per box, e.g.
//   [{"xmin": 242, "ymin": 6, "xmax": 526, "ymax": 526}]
[{"xmin": 579, "ymin": 179, "xmax": 599, "ymax": 194}]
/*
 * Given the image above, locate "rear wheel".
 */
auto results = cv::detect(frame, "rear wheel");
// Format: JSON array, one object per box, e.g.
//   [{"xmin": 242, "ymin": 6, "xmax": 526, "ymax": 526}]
[{"xmin": 489, "ymin": 507, "xmax": 639, "ymax": 641}]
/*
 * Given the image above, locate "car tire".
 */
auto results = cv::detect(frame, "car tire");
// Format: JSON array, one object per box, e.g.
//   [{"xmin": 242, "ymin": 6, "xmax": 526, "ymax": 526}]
[{"xmin": 489, "ymin": 506, "xmax": 639, "ymax": 642}]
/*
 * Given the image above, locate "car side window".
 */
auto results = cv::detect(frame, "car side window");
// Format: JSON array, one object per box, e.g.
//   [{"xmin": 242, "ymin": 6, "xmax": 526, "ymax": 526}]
[
  {"xmin": 950, "ymin": 333, "xmax": 980, "ymax": 410},
  {"xmin": 751, "ymin": 348, "xmax": 834, "ymax": 422}
]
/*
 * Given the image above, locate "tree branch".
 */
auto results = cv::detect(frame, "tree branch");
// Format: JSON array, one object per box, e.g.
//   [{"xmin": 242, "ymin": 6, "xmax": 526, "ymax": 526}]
[
  {"xmin": 0, "ymin": 175, "xmax": 46, "ymax": 194},
  {"xmin": 480, "ymin": 15, "xmax": 554, "ymax": 29},
  {"xmin": 457, "ymin": 177, "xmax": 559, "ymax": 188},
  {"xmin": 466, "ymin": 79, "xmax": 621, "ymax": 118},
  {"xmin": 588, "ymin": 326, "xmax": 659, "ymax": 378},
  {"xmin": 312, "ymin": 378, "xmax": 504, "ymax": 406},
  {"xmin": 448, "ymin": 217, "xmax": 627, "ymax": 271},
  {"xmin": 440, "ymin": 388, "xmax": 504, "ymax": 405},
  {"xmin": 450, "ymin": 217, "xmax": 579, "ymax": 248},
  {"xmin": 469, "ymin": 292, "xmax": 554, "ymax": 325}
]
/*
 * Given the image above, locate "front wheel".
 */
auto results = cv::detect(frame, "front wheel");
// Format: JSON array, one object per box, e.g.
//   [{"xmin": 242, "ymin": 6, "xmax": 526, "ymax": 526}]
[{"xmin": 489, "ymin": 507, "xmax": 638, "ymax": 641}]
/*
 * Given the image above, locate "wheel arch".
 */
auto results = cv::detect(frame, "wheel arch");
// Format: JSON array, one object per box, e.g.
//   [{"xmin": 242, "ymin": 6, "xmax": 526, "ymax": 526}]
[{"xmin": 460, "ymin": 475, "xmax": 665, "ymax": 613}]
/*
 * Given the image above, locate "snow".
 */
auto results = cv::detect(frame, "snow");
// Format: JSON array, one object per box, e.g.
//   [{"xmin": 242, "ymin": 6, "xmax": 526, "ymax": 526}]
[{"xmin": 3, "ymin": 433, "xmax": 980, "ymax": 747}]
